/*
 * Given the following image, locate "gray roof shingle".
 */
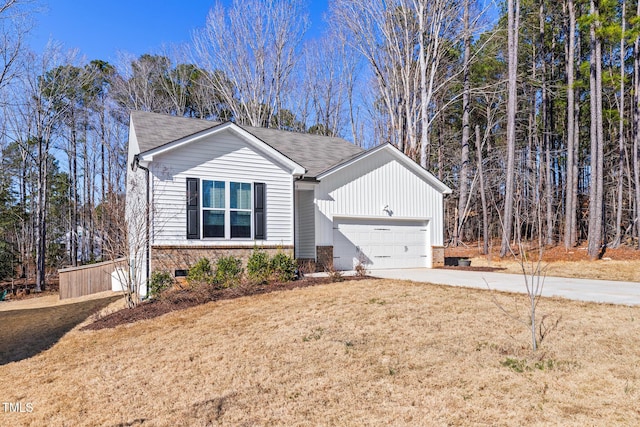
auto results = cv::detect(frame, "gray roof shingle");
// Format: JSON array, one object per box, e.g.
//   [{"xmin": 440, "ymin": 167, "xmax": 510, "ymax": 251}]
[{"xmin": 131, "ymin": 111, "xmax": 364, "ymax": 178}]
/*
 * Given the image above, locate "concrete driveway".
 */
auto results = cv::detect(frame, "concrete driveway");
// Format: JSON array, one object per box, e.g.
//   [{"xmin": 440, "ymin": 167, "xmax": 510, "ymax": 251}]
[{"xmin": 370, "ymin": 268, "xmax": 640, "ymax": 306}]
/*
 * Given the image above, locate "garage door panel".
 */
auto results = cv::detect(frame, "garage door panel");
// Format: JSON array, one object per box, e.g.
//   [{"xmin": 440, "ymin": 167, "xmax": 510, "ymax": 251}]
[{"xmin": 333, "ymin": 218, "xmax": 430, "ymax": 270}]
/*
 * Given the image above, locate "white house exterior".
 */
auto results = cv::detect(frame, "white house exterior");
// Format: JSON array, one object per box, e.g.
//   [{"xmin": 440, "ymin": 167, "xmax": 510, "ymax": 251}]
[{"xmin": 126, "ymin": 111, "xmax": 452, "ymax": 288}]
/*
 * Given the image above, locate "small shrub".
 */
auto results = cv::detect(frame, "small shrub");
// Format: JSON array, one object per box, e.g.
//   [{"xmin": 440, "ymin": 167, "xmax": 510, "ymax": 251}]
[
  {"xmin": 501, "ymin": 357, "xmax": 527, "ymax": 373},
  {"xmin": 149, "ymin": 271, "xmax": 174, "ymax": 298},
  {"xmin": 214, "ymin": 255, "xmax": 243, "ymax": 288},
  {"xmin": 355, "ymin": 262, "xmax": 367, "ymax": 277},
  {"xmin": 270, "ymin": 252, "xmax": 297, "ymax": 282},
  {"xmin": 247, "ymin": 248, "xmax": 272, "ymax": 284},
  {"xmin": 187, "ymin": 258, "xmax": 215, "ymax": 286},
  {"xmin": 302, "ymin": 327, "xmax": 324, "ymax": 342},
  {"xmin": 326, "ymin": 266, "xmax": 344, "ymax": 282},
  {"xmin": 501, "ymin": 357, "xmax": 558, "ymax": 373}
]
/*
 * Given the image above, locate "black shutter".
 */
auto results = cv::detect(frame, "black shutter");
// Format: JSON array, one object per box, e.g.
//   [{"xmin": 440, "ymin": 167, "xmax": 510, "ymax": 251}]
[
  {"xmin": 254, "ymin": 182, "xmax": 266, "ymax": 240},
  {"xmin": 186, "ymin": 178, "xmax": 200, "ymax": 239}
]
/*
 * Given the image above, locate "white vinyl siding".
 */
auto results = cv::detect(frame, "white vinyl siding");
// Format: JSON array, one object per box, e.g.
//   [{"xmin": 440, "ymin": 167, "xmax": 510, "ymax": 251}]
[
  {"xmin": 150, "ymin": 129, "xmax": 293, "ymax": 246},
  {"xmin": 295, "ymin": 190, "xmax": 315, "ymax": 259},
  {"xmin": 315, "ymin": 149, "xmax": 444, "ymax": 251}
]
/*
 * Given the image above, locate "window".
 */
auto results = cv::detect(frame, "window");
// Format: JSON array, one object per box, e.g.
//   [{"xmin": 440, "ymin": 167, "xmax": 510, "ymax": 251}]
[
  {"xmin": 202, "ymin": 180, "xmax": 225, "ymax": 238},
  {"xmin": 230, "ymin": 182, "xmax": 251, "ymax": 238},
  {"xmin": 187, "ymin": 179, "xmax": 265, "ymax": 240}
]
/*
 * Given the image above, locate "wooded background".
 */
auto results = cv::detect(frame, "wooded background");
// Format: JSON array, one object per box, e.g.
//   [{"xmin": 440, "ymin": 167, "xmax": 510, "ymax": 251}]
[{"xmin": 1, "ymin": 0, "xmax": 638, "ymax": 289}]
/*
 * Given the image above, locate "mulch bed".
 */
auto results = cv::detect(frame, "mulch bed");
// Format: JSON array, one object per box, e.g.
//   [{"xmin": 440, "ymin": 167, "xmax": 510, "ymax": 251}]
[{"xmin": 82, "ymin": 275, "xmax": 373, "ymax": 331}]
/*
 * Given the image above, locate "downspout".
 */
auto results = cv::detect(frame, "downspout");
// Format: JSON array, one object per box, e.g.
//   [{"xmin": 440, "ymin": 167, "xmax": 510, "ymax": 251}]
[
  {"xmin": 132, "ymin": 154, "xmax": 150, "ymax": 299},
  {"xmin": 293, "ymin": 177, "xmax": 297, "ymax": 260}
]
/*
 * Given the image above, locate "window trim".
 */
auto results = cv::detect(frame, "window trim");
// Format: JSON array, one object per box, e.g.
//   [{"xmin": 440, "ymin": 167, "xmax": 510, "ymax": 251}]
[
  {"xmin": 201, "ymin": 179, "xmax": 254, "ymax": 240},
  {"xmin": 202, "ymin": 180, "xmax": 226, "ymax": 238}
]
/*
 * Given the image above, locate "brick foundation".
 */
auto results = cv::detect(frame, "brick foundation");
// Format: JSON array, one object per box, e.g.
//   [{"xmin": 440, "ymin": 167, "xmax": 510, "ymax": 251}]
[
  {"xmin": 432, "ymin": 246, "xmax": 445, "ymax": 267},
  {"xmin": 316, "ymin": 246, "xmax": 334, "ymax": 272},
  {"xmin": 151, "ymin": 245, "xmax": 293, "ymax": 276}
]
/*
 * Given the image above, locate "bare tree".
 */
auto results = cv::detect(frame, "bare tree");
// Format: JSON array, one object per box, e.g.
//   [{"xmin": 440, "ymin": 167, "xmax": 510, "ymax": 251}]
[
  {"xmin": 112, "ymin": 53, "xmax": 173, "ymax": 113},
  {"xmin": 331, "ymin": 0, "xmax": 466, "ymax": 158},
  {"xmin": 0, "ymin": 0, "xmax": 31, "ymax": 95},
  {"xmin": 299, "ymin": 31, "xmax": 361, "ymax": 137},
  {"xmin": 193, "ymin": 0, "xmax": 309, "ymax": 128},
  {"xmin": 9, "ymin": 45, "xmax": 76, "ymax": 291},
  {"xmin": 104, "ymin": 173, "xmax": 145, "ymax": 308}
]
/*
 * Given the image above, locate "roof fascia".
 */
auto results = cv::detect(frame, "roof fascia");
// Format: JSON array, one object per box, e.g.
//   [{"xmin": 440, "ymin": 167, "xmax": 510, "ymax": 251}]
[{"xmin": 138, "ymin": 121, "xmax": 306, "ymax": 176}]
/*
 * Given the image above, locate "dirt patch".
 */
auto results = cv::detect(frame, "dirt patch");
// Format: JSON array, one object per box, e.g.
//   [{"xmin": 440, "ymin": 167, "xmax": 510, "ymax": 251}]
[
  {"xmin": 0, "ymin": 294, "xmax": 121, "ymax": 365},
  {"xmin": 83, "ymin": 275, "xmax": 372, "ymax": 331}
]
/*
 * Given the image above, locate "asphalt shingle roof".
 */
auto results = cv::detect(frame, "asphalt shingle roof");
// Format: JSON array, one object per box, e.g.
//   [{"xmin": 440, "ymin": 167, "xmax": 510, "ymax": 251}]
[{"xmin": 131, "ymin": 111, "xmax": 364, "ymax": 178}]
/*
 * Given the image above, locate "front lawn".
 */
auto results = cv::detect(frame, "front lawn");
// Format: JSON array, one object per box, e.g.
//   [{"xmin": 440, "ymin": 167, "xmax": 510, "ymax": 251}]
[{"xmin": 1, "ymin": 278, "xmax": 639, "ymax": 426}]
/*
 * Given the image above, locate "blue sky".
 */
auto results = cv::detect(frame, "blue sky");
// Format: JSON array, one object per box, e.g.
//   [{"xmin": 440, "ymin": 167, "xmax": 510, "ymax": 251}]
[{"xmin": 30, "ymin": 1, "xmax": 329, "ymax": 62}]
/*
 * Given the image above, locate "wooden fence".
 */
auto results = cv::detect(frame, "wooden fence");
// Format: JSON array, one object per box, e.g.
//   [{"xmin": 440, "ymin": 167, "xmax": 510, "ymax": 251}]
[{"xmin": 58, "ymin": 258, "xmax": 126, "ymax": 300}]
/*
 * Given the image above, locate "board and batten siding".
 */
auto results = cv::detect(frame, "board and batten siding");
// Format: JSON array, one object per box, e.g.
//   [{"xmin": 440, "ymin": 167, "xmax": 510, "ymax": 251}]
[
  {"xmin": 315, "ymin": 149, "xmax": 444, "ymax": 247},
  {"xmin": 295, "ymin": 189, "xmax": 315, "ymax": 258},
  {"xmin": 150, "ymin": 129, "xmax": 294, "ymax": 246}
]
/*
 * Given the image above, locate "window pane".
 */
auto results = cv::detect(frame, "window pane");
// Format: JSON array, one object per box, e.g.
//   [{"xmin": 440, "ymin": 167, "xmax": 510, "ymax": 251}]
[
  {"xmin": 230, "ymin": 182, "xmax": 251, "ymax": 210},
  {"xmin": 203, "ymin": 210, "xmax": 225, "ymax": 238},
  {"xmin": 203, "ymin": 181, "xmax": 225, "ymax": 209},
  {"xmin": 230, "ymin": 211, "xmax": 251, "ymax": 238}
]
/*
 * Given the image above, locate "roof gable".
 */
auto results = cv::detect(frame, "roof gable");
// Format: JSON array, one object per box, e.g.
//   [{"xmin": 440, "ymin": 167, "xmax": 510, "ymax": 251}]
[
  {"xmin": 317, "ymin": 143, "xmax": 453, "ymax": 194},
  {"xmin": 137, "ymin": 121, "xmax": 306, "ymax": 176}
]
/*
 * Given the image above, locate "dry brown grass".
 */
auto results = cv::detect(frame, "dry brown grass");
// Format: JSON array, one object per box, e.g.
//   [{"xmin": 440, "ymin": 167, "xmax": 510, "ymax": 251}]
[
  {"xmin": 467, "ymin": 257, "xmax": 640, "ymax": 282},
  {"xmin": 447, "ymin": 243, "xmax": 640, "ymax": 282},
  {"xmin": 1, "ymin": 279, "xmax": 640, "ymax": 426}
]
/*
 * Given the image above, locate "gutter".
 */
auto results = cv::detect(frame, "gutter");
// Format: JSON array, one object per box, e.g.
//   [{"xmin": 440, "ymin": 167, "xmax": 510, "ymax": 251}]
[{"xmin": 132, "ymin": 154, "xmax": 150, "ymax": 299}]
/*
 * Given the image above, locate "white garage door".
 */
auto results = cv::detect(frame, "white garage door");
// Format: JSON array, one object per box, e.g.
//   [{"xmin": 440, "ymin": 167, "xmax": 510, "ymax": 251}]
[{"xmin": 333, "ymin": 218, "xmax": 430, "ymax": 270}]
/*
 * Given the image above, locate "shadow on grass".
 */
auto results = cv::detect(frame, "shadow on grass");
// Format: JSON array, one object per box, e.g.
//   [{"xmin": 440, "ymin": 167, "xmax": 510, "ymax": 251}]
[{"xmin": 0, "ymin": 295, "xmax": 120, "ymax": 365}]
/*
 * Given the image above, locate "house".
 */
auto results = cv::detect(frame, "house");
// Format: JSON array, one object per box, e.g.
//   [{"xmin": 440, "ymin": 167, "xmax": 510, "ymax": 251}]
[{"xmin": 126, "ymin": 111, "xmax": 452, "ymax": 289}]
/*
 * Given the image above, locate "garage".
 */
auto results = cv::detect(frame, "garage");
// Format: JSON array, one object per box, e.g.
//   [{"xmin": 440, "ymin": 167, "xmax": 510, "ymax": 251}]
[{"xmin": 332, "ymin": 218, "xmax": 430, "ymax": 270}]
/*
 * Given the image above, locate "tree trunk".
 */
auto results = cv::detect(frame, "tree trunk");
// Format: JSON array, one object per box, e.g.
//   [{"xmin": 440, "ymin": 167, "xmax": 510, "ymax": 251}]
[
  {"xmin": 456, "ymin": 0, "xmax": 471, "ymax": 245},
  {"xmin": 564, "ymin": 0, "xmax": 577, "ymax": 248},
  {"xmin": 588, "ymin": 0, "xmax": 604, "ymax": 259},
  {"xmin": 501, "ymin": 0, "xmax": 520, "ymax": 257},
  {"xmin": 613, "ymin": 0, "xmax": 626, "ymax": 248},
  {"xmin": 634, "ymin": 0, "xmax": 640, "ymax": 248},
  {"xmin": 35, "ymin": 136, "xmax": 48, "ymax": 292},
  {"xmin": 476, "ymin": 125, "xmax": 489, "ymax": 254}
]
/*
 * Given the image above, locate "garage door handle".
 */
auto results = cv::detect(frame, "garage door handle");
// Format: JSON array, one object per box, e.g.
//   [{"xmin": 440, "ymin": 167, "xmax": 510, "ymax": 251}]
[
  {"xmin": 374, "ymin": 256, "xmax": 391, "ymax": 258},
  {"xmin": 374, "ymin": 228, "xmax": 391, "ymax": 231}
]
